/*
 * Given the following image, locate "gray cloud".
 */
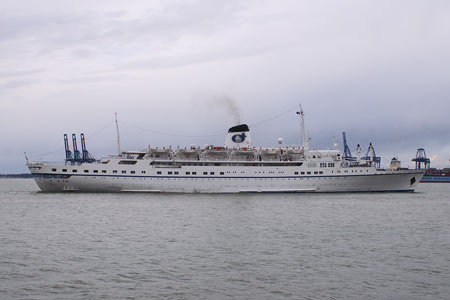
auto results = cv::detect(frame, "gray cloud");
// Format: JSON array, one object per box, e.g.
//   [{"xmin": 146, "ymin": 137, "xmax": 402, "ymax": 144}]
[
  {"xmin": 0, "ymin": 68, "xmax": 44, "ymax": 78},
  {"xmin": 0, "ymin": 78, "xmax": 40, "ymax": 90}
]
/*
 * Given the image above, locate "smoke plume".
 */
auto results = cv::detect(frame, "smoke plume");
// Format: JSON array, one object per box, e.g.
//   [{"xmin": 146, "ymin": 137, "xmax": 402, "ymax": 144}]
[
  {"xmin": 192, "ymin": 91, "xmax": 242, "ymax": 125},
  {"xmin": 212, "ymin": 95, "xmax": 241, "ymax": 125}
]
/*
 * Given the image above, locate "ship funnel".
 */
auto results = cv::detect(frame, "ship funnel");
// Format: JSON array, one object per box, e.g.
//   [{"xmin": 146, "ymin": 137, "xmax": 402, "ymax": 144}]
[{"xmin": 225, "ymin": 124, "xmax": 252, "ymax": 148}]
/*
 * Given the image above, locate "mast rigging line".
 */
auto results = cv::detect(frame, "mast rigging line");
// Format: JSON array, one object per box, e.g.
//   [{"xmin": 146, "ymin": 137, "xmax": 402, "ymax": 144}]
[
  {"xmin": 28, "ymin": 104, "xmax": 299, "ymax": 158},
  {"xmin": 86, "ymin": 121, "xmax": 116, "ymax": 139},
  {"xmin": 120, "ymin": 104, "xmax": 300, "ymax": 138},
  {"xmin": 28, "ymin": 121, "xmax": 115, "ymax": 159},
  {"xmin": 119, "ymin": 121, "xmax": 225, "ymax": 138},
  {"xmin": 249, "ymin": 104, "xmax": 299, "ymax": 127}
]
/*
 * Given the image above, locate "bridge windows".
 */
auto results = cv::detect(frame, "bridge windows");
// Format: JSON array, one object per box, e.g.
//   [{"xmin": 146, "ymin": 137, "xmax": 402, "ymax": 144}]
[{"xmin": 119, "ymin": 160, "xmax": 137, "ymax": 165}]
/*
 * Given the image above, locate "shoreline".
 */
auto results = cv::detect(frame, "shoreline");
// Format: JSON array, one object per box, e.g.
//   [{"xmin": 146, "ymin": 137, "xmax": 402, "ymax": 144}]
[{"xmin": 0, "ymin": 174, "xmax": 33, "ymax": 179}]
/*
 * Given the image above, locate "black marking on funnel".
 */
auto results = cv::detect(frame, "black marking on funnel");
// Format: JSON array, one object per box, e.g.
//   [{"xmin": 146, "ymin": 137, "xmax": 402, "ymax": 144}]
[{"xmin": 228, "ymin": 124, "xmax": 249, "ymax": 133}]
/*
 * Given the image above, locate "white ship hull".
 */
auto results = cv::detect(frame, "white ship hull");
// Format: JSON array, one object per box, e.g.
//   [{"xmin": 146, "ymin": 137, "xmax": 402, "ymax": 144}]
[
  {"xmin": 27, "ymin": 117, "xmax": 425, "ymax": 193},
  {"xmin": 29, "ymin": 160, "xmax": 424, "ymax": 193}
]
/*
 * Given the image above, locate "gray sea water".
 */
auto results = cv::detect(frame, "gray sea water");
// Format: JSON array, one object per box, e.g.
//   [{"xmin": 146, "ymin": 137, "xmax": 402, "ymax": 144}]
[{"xmin": 0, "ymin": 179, "xmax": 449, "ymax": 300}]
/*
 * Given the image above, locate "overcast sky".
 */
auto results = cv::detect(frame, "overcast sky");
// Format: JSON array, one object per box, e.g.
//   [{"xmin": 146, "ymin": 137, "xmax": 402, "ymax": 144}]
[{"xmin": 1, "ymin": 0, "xmax": 449, "ymax": 173}]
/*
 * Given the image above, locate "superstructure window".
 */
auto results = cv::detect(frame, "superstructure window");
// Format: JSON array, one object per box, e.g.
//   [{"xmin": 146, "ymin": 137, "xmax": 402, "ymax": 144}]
[
  {"xmin": 122, "ymin": 170, "xmax": 126, "ymax": 174},
  {"xmin": 192, "ymin": 172, "xmax": 197, "ymax": 175},
  {"xmin": 93, "ymin": 170, "xmax": 98, "ymax": 173},
  {"xmin": 320, "ymin": 163, "xmax": 327, "ymax": 168},
  {"xmin": 174, "ymin": 171, "xmax": 179, "ymax": 175},
  {"xmin": 168, "ymin": 171, "xmax": 173, "ymax": 175},
  {"xmin": 131, "ymin": 171, "xmax": 135, "ymax": 174},
  {"xmin": 84, "ymin": 170, "xmax": 89, "ymax": 173},
  {"xmin": 307, "ymin": 171, "xmax": 311, "ymax": 175},
  {"xmin": 102, "ymin": 170, "xmax": 107, "ymax": 173},
  {"xmin": 186, "ymin": 172, "xmax": 190, "ymax": 175},
  {"xmin": 301, "ymin": 172, "xmax": 305, "ymax": 175},
  {"xmin": 52, "ymin": 168, "xmax": 57, "ymax": 172},
  {"xmin": 295, "ymin": 172, "xmax": 298, "ymax": 175},
  {"xmin": 72, "ymin": 169, "xmax": 77, "ymax": 173},
  {"xmin": 141, "ymin": 171, "xmax": 146, "ymax": 174},
  {"xmin": 157, "ymin": 171, "xmax": 161, "ymax": 175},
  {"xmin": 203, "ymin": 172, "xmax": 208, "ymax": 175},
  {"xmin": 62, "ymin": 169, "xmax": 67, "ymax": 172},
  {"xmin": 118, "ymin": 160, "xmax": 137, "ymax": 165},
  {"xmin": 113, "ymin": 170, "xmax": 118, "ymax": 174},
  {"xmin": 328, "ymin": 163, "xmax": 335, "ymax": 167},
  {"xmin": 210, "ymin": 172, "xmax": 215, "ymax": 175}
]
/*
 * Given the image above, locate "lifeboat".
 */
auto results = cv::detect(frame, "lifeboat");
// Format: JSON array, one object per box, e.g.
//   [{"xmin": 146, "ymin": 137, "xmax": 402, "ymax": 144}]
[{"xmin": 260, "ymin": 148, "xmax": 281, "ymax": 161}]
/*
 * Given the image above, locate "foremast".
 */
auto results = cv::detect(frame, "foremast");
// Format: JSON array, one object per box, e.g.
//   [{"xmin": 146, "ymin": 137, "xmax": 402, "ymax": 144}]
[{"xmin": 298, "ymin": 104, "xmax": 309, "ymax": 150}]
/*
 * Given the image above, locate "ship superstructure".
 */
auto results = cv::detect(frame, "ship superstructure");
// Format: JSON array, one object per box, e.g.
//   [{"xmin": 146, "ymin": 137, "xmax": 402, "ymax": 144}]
[{"xmin": 27, "ymin": 110, "xmax": 425, "ymax": 193}]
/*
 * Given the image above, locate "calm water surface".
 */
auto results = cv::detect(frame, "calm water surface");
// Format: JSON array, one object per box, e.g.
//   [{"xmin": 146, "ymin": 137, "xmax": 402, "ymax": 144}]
[{"xmin": 0, "ymin": 179, "xmax": 449, "ymax": 299}]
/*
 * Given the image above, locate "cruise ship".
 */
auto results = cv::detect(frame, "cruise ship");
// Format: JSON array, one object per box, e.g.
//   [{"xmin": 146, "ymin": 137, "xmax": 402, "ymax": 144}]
[{"xmin": 27, "ymin": 110, "xmax": 425, "ymax": 193}]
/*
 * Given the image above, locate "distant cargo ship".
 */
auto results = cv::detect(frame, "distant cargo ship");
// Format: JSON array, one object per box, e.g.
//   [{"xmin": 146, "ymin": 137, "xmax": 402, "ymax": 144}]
[{"xmin": 421, "ymin": 168, "xmax": 450, "ymax": 183}]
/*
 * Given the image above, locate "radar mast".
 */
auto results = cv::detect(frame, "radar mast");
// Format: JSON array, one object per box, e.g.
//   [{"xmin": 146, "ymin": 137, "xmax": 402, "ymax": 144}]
[{"xmin": 297, "ymin": 104, "xmax": 309, "ymax": 150}]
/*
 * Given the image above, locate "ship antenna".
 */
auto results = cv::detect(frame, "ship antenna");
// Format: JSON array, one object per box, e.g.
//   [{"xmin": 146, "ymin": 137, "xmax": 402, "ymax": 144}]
[
  {"xmin": 115, "ymin": 112, "xmax": 122, "ymax": 156},
  {"xmin": 297, "ymin": 103, "xmax": 309, "ymax": 150}
]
